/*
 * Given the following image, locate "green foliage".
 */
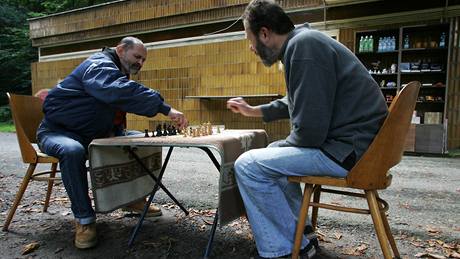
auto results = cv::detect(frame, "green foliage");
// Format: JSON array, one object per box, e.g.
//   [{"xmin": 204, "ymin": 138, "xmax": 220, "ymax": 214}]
[
  {"xmin": 0, "ymin": 0, "xmax": 113, "ymax": 105},
  {"xmin": 0, "ymin": 106, "xmax": 12, "ymax": 122},
  {"xmin": 0, "ymin": 121, "xmax": 15, "ymax": 132},
  {"xmin": 0, "ymin": 2, "xmax": 34, "ymax": 104}
]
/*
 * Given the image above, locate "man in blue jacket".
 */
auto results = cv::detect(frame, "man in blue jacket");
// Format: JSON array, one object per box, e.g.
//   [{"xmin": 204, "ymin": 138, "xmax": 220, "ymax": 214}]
[
  {"xmin": 227, "ymin": 0, "xmax": 388, "ymax": 258},
  {"xmin": 37, "ymin": 36, "xmax": 188, "ymax": 249}
]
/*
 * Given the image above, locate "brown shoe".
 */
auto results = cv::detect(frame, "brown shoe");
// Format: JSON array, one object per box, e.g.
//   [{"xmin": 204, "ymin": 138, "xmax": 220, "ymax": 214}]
[
  {"xmin": 74, "ymin": 222, "xmax": 97, "ymax": 249},
  {"xmin": 122, "ymin": 201, "xmax": 162, "ymax": 217}
]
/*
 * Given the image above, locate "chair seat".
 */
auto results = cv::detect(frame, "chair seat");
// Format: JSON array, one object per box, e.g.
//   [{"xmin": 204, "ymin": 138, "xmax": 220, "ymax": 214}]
[
  {"xmin": 289, "ymin": 174, "xmax": 393, "ymax": 190},
  {"xmin": 37, "ymin": 151, "xmax": 59, "ymax": 163},
  {"xmin": 289, "ymin": 175, "xmax": 348, "ymax": 187}
]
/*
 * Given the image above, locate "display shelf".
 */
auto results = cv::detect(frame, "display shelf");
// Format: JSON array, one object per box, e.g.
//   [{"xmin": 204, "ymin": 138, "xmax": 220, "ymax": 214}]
[
  {"xmin": 355, "ymin": 23, "xmax": 449, "ymax": 154},
  {"xmin": 400, "ymin": 71, "xmax": 446, "ymax": 74}
]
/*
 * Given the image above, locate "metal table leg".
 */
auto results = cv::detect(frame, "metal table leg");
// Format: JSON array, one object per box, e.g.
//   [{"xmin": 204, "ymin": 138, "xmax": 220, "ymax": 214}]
[
  {"xmin": 204, "ymin": 208, "xmax": 219, "ymax": 259},
  {"xmin": 198, "ymin": 147, "xmax": 222, "ymax": 259},
  {"xmin": 127, "ymin": 145, "xmax": 224, "ymax": 258},
  {"xmin": 127, "ymin": 146, "xmax": 189, "ymax": 247}
]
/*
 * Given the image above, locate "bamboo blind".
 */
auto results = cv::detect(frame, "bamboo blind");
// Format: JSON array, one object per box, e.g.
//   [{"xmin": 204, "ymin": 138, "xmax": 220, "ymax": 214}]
[
  {"xmin": 32, "ymin": 39, "xmax": 290, "ymax": 142},
  {"xmin": 29, "ymin": 0, "xmax": 323, "ymax": 47}
]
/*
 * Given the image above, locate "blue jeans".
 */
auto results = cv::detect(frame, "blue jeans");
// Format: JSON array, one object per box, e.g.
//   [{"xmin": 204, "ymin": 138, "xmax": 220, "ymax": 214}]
[
  {"xmin": 37, "ymin": 122, "xmax": 95, "ymax": 225},
  {"xmin": 37, "ymin": 121, "xmax": 141, "ymax": 225},
  {"xmin": 234, "ymin": 140, "xmax": 348, "ymax": 258}
]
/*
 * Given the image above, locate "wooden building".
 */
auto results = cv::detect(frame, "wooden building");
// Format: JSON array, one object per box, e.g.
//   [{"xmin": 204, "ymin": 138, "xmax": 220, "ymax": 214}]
[{"xmin": 29, "ymin": 0, "xmax": 460, "ymax": 153}]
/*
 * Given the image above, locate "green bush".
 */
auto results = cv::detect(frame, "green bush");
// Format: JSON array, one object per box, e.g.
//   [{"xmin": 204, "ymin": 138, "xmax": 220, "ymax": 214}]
[{"xmin": 0, "ymin": 106, "xmax": 12, "ymax": 122}]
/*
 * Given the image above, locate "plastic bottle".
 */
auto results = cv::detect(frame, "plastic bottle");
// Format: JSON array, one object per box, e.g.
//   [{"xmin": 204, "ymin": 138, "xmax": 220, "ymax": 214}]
[
  {"xmin": 382, "ymin": 37, "xmax": 388, "ymax": 52},
  {"xmin": 359, "ymin": 36, "xmax": 364, "ymax": 52},
  {"xmin": 363, "ymin": 36, "xmax": 369, "ymax": 52},
  {"xmin": 439, "ymin": 32, "xmax": 446, "ymax": 48},
  {"xmin": 369, "ymin": 35, "xmax": 374, "ymax": 52},
  {"xmin": 391, "ymin": 36, "xmax": 396, "ymax": 51},
  {"xmin": 378, "ymin": 37, "xmax": 383, "ymax": 52},
  {"xmin": 403, "ymin": 34, "xmax": 410, "ymax": 49}
]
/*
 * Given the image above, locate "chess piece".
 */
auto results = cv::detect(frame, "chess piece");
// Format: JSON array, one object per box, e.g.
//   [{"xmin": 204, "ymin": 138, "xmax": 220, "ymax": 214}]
[
  {"xmin": 171, "ymin": 125, "xmax": 177, "ymax": 135},
  {"xmin": 217, "ymin": 126, "xmax": 221, "ymax": 134},
  {"xmin": 162, "ymin": 123, "xmax": 168, "ymax": 136},
  {"xmin": 207, "ymin": 122, "xmax": 212, "ymax": 135},
  {"xmin": 144, "ymin": 129, "xmax": 149, "ymax": 137},
  {"xmin": 167, "ymin": 124, "xmax": 173, "ymax": 135},
  {"xmin": 192, "ymin": 128, "xmax": 197, "ymax": 137},
  {"xmin": 156, "ymin": 124, "xmax": 163, "ymax": 137}
]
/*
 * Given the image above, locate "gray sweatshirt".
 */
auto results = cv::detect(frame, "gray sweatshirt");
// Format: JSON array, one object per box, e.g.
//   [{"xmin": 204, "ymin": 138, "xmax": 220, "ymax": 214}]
[{"xmin": 260, "ymin": 23, "xmax": 388, "ymax": 166}]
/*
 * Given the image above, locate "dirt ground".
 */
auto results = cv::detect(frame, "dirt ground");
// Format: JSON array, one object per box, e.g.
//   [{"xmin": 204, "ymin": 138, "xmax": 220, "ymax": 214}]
[{"xmin": 0, "ymin": 132, "xmax": 459, "ymax": 259}]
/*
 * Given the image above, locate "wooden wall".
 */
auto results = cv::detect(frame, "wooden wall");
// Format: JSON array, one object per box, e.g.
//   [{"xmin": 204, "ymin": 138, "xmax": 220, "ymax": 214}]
[
  {"xmin": 29, "ymin": 0, "xmax": 323, "ymax": 47},
  {"xmin": 32, "ymin": 39, "xmax": 291, "ymax": 142},
  {"xmin": 447, "ymin": 17, "xmax": 460, "ymax": 150}
]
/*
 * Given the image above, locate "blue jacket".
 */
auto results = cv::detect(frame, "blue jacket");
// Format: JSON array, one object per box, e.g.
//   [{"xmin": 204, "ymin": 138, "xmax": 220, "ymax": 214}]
[{"xmin": 42, "ymin": 48, "xmax": 171, "ymax": 142}]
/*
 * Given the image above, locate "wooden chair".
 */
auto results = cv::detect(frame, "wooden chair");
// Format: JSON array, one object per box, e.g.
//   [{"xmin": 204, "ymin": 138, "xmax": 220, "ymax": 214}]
[
  {"xmin": 289, "ymin": 81, "xmax": 421, "ymax": 259},
  {"xmin": 2, "ymin": 93, "xmax": 60, "ymax": 231}
]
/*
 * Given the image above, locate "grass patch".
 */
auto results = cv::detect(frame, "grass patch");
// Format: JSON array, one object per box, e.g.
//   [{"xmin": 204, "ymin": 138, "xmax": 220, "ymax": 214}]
[
  {"xmin": 0, "ymin": 121, "xmax": 15, "ymax": 132},
  {"xmin": 448, "ymin": 149, "xmax": 460, "ymax": 158}
]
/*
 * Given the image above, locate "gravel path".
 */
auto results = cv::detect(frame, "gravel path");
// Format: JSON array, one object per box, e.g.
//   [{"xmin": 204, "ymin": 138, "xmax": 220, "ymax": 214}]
[{"xmin": 0, "ymin": 132, "xmax": 459, "ymax": 258}]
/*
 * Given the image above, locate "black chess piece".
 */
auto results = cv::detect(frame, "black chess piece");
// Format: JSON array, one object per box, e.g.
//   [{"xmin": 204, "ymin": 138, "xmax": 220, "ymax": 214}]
[
  {"xmin": 156, "ymin": 124, "xmax": 163, "ymax": 137},
  {"xmin": 163, "ymin": 123, "xmax": 168, "ymax": 136},
  {"xmin": 171, "ymin": 125, "xmax": 177, "ymax": 135},
  {"xmin": 167, "ymin": 124, "xmax": 173, "ymax": 136},
  {"xmin": 144, "ymin": 129, "xmax": 149, "ymax": 137}
]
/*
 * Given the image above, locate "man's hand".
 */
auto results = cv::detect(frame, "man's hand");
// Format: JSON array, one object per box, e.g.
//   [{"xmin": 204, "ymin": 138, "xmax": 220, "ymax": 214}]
[
  {"xmin": 168, "ymin": 108, "xmax": 188, "ymax": 129},
  {"xmin": 226, "ymin": 97, "xmax": 262, "ymax": 117}
]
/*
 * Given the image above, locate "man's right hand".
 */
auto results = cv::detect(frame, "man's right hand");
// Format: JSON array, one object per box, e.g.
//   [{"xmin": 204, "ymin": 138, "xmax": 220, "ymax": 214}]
[
  {"xmin": 168, "ymin": 108, "xmax": 188, "ymax": 129},
  {"xmin": 226, "ymin": 97, "xmax": 262, "ymax": 117}
]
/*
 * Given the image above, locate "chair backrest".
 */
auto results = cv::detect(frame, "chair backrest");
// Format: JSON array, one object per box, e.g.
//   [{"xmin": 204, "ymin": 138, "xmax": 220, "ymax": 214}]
[
  {"xmin": 7, "ymin": 93, "xmax": 45, "ymax": 163},
  {"xmin": 346, "ymin": 81, "xmax": 421, "ymax": 189}
]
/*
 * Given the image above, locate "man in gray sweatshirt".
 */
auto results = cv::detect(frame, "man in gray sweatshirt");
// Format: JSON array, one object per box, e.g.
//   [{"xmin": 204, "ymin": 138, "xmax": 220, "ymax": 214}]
[{"xmin": 226, "ymin": 0, "xmax": 388, "ymax": 258}]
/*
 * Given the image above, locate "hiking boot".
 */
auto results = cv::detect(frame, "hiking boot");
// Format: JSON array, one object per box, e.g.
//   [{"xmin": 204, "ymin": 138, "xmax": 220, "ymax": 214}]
[
  {"xmin": 74, "ymin": 222, "xmax": 97, "ymax": 249},
  {"xmin": 254, "ymin": 242, "xmax": 317, "ymax": 259},
  {"xmin": 122, "ymin": 201, "xmax": 162, "ymax": 217},
  {"xmin": 304, "ymin": 225, "xmax": 320, "ymax": 251}
]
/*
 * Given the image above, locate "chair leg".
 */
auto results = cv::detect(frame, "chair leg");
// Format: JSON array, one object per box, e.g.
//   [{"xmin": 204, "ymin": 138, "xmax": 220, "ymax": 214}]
[
  {"xmin": 292, "ymin": 184, "xmax": 314, "ymax": 259},
  {"xmin": 311, "ymin": 185, "xmax": 321, "ymax": 230},
  {"xmin": 43, "ymin": 163, "xmax": 58, "ymax": 212},
  {"xmin": 2, "ymin": 163, "xmax": 36, "ymax": 231},
  {"xmin": 376, "ymin": 192, "xmax": 400, "ymax": 258},
  {"xmin": 366, "ymin": 190, "xmax": 392, "ymax": 259}
]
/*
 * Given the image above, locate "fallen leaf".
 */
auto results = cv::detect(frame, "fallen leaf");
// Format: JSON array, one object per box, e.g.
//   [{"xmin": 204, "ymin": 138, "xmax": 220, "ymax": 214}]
[
  {"xmin": 426, "ymin": 226, "xmax": 441, "ymax": 234},
  {"xmin": 341, "ymin": 244, "xmax": 368, "ymax": 256},
  {"xmin": 448, "ymin": 252, "xmax": 460, "ymax": 258},
  {"xmin": 199, "ymin": 224, "xmax": 206, "ymax": 231},
  {"xmin": 414, "ymin": 252, "xmax": 446, "ymax": 259},
  {"xmin": 333, "ymin": 232, "xmax": 342, "ymax": 240},
  {"xmin": 22, "ymin": 242, "xmax": 39, "ymax": 255},
  {"xmin": 202, "ymin": 218, "xmax": 214, "ymax": 225},
  {"xmin": 356, "ymin": 244, "xmax": 368, "ymax": 253},
  {"xmin": 442, "ymin": 243, "xmax": 457, "ymax": 249},
  {"xmin": 411, "ymin": 241, "xmax": 426, "ymax": 248},
  {"xmin": 54, "ymin": 247, "xmax": 64, "ymax": 254}
]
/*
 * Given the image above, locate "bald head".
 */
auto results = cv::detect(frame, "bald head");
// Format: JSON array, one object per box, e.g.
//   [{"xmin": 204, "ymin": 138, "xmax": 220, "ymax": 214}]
[
  {"xmin": 118, "ymin": 36, "xmax": 145, "ymax": 50},
  {"xmin": 115, "ymin": 36, "xmax": 147, "ymax": 75}
]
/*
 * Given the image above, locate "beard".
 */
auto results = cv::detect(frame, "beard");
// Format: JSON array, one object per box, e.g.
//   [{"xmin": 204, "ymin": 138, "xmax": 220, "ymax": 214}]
[
  {"xmin": 255, "ymin": 37, "xmax": 279, "ymax": 67},
  {"xmin": 120, "ymin": 58, "xmax": 141, "ymax": 75},
  {"xmin": 128, "ymin": 64, "xmax": 141, "ymax": 75}
]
